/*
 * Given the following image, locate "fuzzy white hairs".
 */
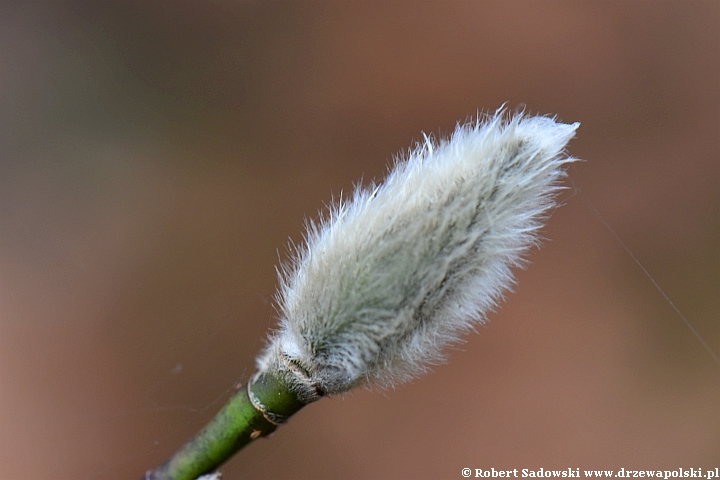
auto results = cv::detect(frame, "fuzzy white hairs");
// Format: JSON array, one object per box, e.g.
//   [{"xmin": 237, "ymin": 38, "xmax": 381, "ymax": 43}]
[{"xmin": 257, "ymin": 110, "xmax": 579, "ymax": 403}]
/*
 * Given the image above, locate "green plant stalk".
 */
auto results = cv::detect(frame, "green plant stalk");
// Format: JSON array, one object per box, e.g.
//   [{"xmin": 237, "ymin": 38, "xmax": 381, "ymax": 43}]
[{"xmin": 144, "ymin": 371, "xmax": 307, "ymax": 480}]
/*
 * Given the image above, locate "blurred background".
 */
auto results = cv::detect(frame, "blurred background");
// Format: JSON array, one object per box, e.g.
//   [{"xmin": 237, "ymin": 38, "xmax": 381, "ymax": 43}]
[{"xmin": 0, "ymin": 1, "xmax": 718, "ymax": 478}]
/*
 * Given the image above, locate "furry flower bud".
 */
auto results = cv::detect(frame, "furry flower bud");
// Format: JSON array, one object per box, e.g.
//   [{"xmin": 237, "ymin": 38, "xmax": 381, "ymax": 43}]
[{"xmin": 257, "ymin": 111, "xmax": 579, "ymax": 402}]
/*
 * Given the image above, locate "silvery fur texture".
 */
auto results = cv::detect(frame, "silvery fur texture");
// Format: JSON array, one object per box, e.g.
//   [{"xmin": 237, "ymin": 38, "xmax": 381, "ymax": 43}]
[{"xmin": 257, "ymin": 111, "xmax": 579, "ymax": 402}]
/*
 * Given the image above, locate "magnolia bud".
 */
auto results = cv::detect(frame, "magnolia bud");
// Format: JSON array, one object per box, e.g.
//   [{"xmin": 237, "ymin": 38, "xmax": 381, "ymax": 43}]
[{"xmin": 257, "ymin": 110, "xmax": 579, "ymax": 402}]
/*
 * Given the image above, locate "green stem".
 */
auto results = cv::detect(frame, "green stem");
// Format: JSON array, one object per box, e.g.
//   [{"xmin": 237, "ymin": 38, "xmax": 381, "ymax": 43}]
[{"xmin": 144, "ymin": 372, "xmax": 307, "ymax": 480}]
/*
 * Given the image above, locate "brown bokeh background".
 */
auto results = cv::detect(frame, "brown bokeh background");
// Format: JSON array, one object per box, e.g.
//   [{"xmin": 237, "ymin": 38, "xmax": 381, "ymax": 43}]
[{"xmin": 0, "ymin": 1, "xmax": 718, "ymax": 479}]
